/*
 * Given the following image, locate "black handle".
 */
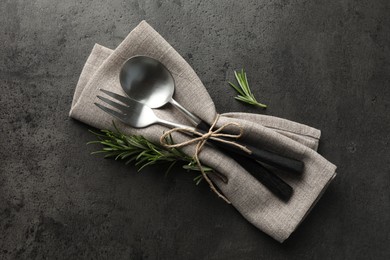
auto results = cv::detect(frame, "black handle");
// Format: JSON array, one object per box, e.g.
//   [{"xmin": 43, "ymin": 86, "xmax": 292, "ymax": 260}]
[
  {"xmin": 230, "ymin": 153, "xmax": 293, "ymax": 201},
  {"xmin": 196, "ymin": 121, "xmax": 304, "ymax": 174},
  {"xmin": 196, "ymin": 121, "xmax": 293, "ymax": 201}
]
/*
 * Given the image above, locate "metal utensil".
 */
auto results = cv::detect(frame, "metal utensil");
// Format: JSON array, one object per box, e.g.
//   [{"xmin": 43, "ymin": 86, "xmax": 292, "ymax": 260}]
[
  {"xmin": 95, "ymin": 89, "xmax": 293, "ymax": 201},
  {"xmin": 96, "ymin": 89, "xmax": 193, "ymax": 130},
  {"xmin": 119, "ymin": 56, "xmax": 303, "ymax": 174}
]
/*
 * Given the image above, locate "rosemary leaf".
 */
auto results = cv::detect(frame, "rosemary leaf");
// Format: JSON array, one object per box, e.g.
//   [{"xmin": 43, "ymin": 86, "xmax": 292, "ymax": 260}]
[{"xmin": 228, "ymin": 69, "xmax": 267, "ymax": 108}]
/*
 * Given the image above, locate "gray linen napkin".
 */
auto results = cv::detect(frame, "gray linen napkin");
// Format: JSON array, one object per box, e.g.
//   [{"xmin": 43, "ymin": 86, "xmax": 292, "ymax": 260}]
[{"xmin": 69, "ymin": 21, "xmax": 337, "ymax": 242}]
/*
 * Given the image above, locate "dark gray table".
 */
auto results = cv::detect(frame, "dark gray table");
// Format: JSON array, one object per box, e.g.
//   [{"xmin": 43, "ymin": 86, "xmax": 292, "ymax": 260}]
[{"xmin": 1, "ymin": 1, "xmax": 389, "ymax": 259}]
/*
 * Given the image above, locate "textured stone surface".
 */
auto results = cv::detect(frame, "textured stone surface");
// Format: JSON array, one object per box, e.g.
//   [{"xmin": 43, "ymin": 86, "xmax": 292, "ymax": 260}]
[{"xmin": 0, "ymin": 0, "xmax": 389, "ymax": 259}]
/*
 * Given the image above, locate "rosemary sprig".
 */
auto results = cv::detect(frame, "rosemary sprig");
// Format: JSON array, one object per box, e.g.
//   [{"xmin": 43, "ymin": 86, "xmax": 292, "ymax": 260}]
[
  {"xmin": 228, "ymin": 69, "xmax": 267, "ymax": 108},
  {"xmin": 87, "ymin": 123, "xmax": 213, "ymax": 185}
]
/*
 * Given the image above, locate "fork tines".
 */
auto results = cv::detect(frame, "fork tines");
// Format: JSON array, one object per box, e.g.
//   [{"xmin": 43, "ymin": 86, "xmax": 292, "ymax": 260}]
[{"xmin": 94, "ymin": 89, "xmax": 131, "ymax": 123}]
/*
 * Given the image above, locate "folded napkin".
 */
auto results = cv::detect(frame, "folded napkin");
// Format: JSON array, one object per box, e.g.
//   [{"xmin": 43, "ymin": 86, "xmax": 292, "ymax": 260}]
[{"xmin": 69, "ymin": 21, "xmax": 337, "ymax": 242}]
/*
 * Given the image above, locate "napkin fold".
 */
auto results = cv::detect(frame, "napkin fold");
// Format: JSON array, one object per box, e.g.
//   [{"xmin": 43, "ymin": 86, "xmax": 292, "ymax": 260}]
[{"xmin": 69, "ymin": 21, "xmax": 337, "ymax": 242}]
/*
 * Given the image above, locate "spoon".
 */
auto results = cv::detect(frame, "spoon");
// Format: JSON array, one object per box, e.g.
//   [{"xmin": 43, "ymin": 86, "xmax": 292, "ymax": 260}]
[
  {"xmin": 119, "ymin": 56, "xmax": 304, "ymax": 174},
  {"xmin": 96, "ymin": 89, "xmax": 293, "ymax": 201}
]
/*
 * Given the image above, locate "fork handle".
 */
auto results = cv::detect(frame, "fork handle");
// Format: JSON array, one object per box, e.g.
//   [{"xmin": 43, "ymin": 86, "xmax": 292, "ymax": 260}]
[
  {"xmin": 228, "ymin": 152, "xmax": 293, "ymax": 201},
  {"xmin": 196, "ymin": 121, "xmax": 304, "ymax": 174}
]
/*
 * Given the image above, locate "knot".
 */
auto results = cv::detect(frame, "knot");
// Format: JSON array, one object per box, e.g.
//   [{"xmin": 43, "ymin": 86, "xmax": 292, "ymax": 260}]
[{"xmin": 160, "ymin": 115, "xmax": 250, "ymax": 204}]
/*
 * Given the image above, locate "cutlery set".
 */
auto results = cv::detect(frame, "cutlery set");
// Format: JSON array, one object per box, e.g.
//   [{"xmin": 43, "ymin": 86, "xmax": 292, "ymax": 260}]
[{"xmin": 95, "ymin": 56, "xmax": 304, "ymax": 201}]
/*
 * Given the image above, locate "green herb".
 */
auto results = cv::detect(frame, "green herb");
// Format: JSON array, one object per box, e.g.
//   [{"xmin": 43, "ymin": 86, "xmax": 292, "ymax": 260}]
[
  {"xmin": 228, "ymin": 69, "xmax": 267, "ymax": 108},
  {"xmin": 87, "ymin": 123, "xmax": 213, "ymax": 185}
]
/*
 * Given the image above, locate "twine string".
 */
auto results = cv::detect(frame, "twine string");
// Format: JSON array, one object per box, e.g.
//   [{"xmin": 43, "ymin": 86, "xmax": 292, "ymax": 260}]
[{"xmin": 160, "ymin": 115, "xmax": 250, "ymax": 204}]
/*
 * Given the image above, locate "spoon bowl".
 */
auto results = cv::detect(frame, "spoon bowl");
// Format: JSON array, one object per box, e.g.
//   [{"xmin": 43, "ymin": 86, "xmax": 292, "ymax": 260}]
[{"xmin": 120, "ymin": 56, "xmax": 174, "ymax": 108}]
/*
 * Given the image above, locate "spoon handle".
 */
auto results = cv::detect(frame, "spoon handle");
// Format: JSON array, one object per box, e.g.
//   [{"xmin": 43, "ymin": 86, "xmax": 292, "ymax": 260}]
[
  {"xmin": 196, "ymin": 121, "xmax": 304, "ymax": 174},
  {"xmin": 170, "ymin": 98, "xmax": 202, "ymax": 126}
]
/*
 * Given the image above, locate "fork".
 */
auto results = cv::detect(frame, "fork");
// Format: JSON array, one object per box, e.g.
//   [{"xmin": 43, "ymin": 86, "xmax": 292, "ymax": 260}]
[{"xmin": 95, "ymin": 89, "xmax": 293, "ymax": 201}]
